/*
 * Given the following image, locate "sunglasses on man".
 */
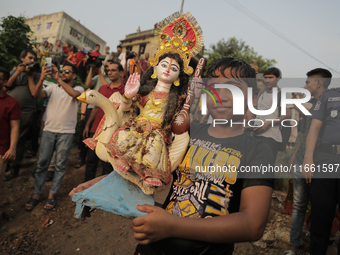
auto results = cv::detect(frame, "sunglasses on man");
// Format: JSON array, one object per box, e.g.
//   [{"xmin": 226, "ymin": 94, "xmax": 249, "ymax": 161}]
[{"xmin": 61, "ymin": 70, "xmax": 74, "ymax": 74}]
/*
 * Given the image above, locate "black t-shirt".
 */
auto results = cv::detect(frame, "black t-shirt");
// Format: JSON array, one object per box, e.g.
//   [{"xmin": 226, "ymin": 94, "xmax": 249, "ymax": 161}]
[
  {"xmin": 8, "ymin": 71, "xmax": 40, "ymax": 113},
  {"xmin": 137, "ymin": 122, "xmax": 274, "ymax": 255}
]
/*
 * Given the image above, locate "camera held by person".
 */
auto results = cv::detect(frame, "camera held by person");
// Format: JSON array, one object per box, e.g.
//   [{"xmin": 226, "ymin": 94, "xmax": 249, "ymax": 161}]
[
  {"xmin": 81, "ymin": 50, "xmax": 106, "ymax": 68},
  {"xmin": 22, "ymin": 62, "xmax": 40, "ymax": 72}
]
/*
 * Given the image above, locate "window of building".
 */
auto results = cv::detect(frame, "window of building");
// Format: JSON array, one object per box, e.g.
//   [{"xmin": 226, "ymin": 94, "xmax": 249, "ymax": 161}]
[
  {"xmin": 139, "ymin": 44, "xmax": 146, "ymax": 55},
  {"xmin": 37, "ymin": 24, "xmax": 41, "ymax": 31},
  {"xmin": 43, "ymin": 38, "xmax": 48, "ymax": 43},
  {"xmin": 69, "ymin": 27, "xmax": 97, "ymax": 50},
  {"xmin": 46, "ymin": 23, "xmax": 52, "ymax": 29}
]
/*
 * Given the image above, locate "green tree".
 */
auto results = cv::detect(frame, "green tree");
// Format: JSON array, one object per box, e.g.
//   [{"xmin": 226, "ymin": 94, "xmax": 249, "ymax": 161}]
[
  {"xmin": 205, "ymin": 37, "xmax": 276, "ymax": 75},
  {"xmin": 0, "ymin": 15, "xmax": 34, "ymax": 70}
]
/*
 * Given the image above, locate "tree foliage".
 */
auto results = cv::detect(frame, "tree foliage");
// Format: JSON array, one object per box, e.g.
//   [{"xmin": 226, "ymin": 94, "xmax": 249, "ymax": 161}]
[
  {"xmin": 205, "ymin": 37, "xmax": 276, "ymax": 75},
  {"xmin": 0, "ymin": 15, "xmax": 33, "ymax": 70}
]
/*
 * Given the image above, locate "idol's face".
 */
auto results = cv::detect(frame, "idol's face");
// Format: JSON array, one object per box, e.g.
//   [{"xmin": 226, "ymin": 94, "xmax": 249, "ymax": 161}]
[{"xmin": 156, "ymin": 57, "xmax": 180, "ymax": 84}]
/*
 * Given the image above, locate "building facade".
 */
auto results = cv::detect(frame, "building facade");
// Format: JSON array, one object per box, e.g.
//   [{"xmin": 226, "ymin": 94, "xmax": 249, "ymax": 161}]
[
  {"xmin": 25, "ymin": 12, "xmax": 106, "ymax": 52},
  {"xmin": 120, "ymin": 26, "xmax": 203, "ymax": 69}
]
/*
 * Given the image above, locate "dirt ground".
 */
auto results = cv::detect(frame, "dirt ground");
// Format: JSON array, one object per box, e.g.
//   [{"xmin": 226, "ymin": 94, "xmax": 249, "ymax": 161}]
[{"xmin": 0, "ymin": 148, "xmax": 338, "ymax": 255}]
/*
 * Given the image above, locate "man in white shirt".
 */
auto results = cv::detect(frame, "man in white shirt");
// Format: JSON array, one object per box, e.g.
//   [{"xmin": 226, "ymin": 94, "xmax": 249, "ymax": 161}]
[
  {"xmin": 25, "ymin": 63, "xmax": 84, "ymax": 211},
  {"xmin": 253, "ymin": 67, "xmax": 291, "ymax": 161}
]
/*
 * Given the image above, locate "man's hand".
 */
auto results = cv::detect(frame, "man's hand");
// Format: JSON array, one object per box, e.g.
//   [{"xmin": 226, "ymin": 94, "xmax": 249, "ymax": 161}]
[
  {"xmin": 83, "ymin": 125, "xmax": 90, "ymax": 139},
  {"xmin": 124, "ymin": 73, "xmax": 140, "ymax": 99},
  {"xmin": 41, "ymin": 63, "xmax": 52, "ymax": 80},
  {"xmin": 254, "ymin": 121, "xmax": 271, "ymax": 134},
  {"xmin": 94, "ymin": 67, "xmax": 101, "ymax": 75},
  {"xmin": 51, "ymin": 66, "xmax": 59, "ymax": 81},
  {"xmin": 133, "ymin": 205, "xmax": 176, "ymax": 245},
  {"xmin": 302, "ymin": 157, "xmax": 314, "ymax": 183},
  {"xmin": 3, "ymin": 147, "xmax": 16, "ymax": 162},
  {"xmin": 15, "ymin": 63, "xmax": 25, "ymax": 74}
]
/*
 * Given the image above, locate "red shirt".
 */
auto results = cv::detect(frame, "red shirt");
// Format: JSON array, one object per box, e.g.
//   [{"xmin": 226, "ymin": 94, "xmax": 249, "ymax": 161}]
[
  {"xmin": 140, "ymin": 58, "xmax": 149, "ymax": 73},
  {"xmin": 76, "ymin": 51, "xmax": 85, "ymax": 67},
  {"xmin": 90, "ymin": 83, "xmax": 125, "ymax": 133},
  {"xmin": 68, "ymin": 53, "xmax": 77, "ymax": 64},
  {"xmin": 91, "ymin": 51, "xmax": 101, "ymax": 57},
  {"xmin": 0, "ymin": 92, "xmax": 22, "ymax": 155}
]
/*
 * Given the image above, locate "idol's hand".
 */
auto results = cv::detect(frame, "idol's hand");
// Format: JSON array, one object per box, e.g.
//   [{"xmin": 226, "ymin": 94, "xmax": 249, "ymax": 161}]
[
  {"xmin": 192, "ymin": 76, "xmax": 204, "ymax": 99},
  {"xmin": 124, "ymin": 73, "xmax": 140, "ymax": 99}
]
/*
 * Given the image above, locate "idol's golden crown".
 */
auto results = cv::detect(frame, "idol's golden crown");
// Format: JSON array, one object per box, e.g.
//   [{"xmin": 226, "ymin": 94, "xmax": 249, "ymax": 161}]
[{"xmin": 149, "ymin": 12, "xmax": 204, "ymax": 75}]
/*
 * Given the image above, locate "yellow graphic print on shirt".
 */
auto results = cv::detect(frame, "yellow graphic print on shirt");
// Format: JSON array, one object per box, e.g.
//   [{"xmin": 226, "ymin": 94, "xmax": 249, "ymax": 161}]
[{"xmin": 166, "ymin": 138, "xmax": 242, "ymax": 218}]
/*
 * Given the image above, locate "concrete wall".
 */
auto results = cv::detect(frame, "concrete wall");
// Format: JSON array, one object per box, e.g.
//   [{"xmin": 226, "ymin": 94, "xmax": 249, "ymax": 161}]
[
  {"xmin": 60, "ymin": 12, "xmax": 106, "ymax": 52},
  {"xmin": 120, "ymin": 29, "xmax": 159, "ymax": 58},
  {"xmin": 25, "ymin": 12, "xmax": 63, "ymax": 44},
  {"xmin": 25, "ymin": 12, "xmax": 106, "ymax": 52}
]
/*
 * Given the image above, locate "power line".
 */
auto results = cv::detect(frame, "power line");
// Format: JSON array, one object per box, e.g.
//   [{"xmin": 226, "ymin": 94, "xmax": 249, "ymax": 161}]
[{"xmin": 223, "ymin": 0, "xmax": 340, "ymax": 76}]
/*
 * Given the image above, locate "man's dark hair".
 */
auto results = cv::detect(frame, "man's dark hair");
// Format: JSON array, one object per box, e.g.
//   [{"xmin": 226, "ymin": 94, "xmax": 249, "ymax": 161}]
[
  {"xmin": 0, "ymin": 66, "xmax": 10, "ymax": 81},
  {"xmin": 20, "ymin": 49, "xmax": 37, "ymax": 60},
  {"xmin": 63, "ymin": 63, "xmax": 77, "ymax": 75},
  {"xmin": 306, "ymin": 68, "xmax": 332, "ymax": 89},
  {"xmin": 95, "ymin": 44, "xmax": 100, "ymax": 47},
  {"xmin": 109, "ymin": 61, "xmax": 123, "ymax": 72},
  {"xmin": 264, "ymin": 67, "xmax": 281, "ymax": 78},
  {"xmin": 207, "ymin": 57, "xmax": 257, "ymax": 91},
  {"xmin": 126, "ymin": 46, "xmax": 132, "ymax": 51},
  {"xmin": 117, "ymin": 45, "xmax": 122, "ymax": 49}
]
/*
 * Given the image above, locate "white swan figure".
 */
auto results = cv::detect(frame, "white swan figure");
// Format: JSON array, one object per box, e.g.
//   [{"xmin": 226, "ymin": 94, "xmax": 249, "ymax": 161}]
[{"xmin": 77, "ymin": 90, "xmax": 189, "ymax": 195}]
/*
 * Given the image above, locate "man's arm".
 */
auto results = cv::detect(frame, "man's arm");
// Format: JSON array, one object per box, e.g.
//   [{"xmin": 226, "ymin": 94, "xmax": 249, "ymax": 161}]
[
  {"xmin": 133, "ymin": 185, "xmax": 272, "ymax": 244},
  {"xmin": 3, "ymin": 120, "xmax": 20, "ymax": 162},
  {"xmin": 97, "ymin": 68, "xmax": 108, "ymax": 86},
  {"xmin": 83, "ymin": 106, "xmax": 98, "ymax": 139},
  {"xmin": 28, "ymin": 65, "xmax": 48, "ymax": 98},
  {"xmin": 302, "ymin": 118, "xmax": 323, "ymax": 183},
  {"xmin": 66, "ymin": 54, "xmax": 73, "ymax": 64},
  {"xmin": 86, "ymin": 67, "xmax": 94, "ymax": 88},
  {"xmin": 123, "ymin": 56, "xmax": 128, "ymax": 84},
  {"xmin": 52, "ymin": 68, "xmax": 81, "ymax": 98},
  {"xmin": 7, "ymin": 64, "xmax": 26, "ymax": 88}
]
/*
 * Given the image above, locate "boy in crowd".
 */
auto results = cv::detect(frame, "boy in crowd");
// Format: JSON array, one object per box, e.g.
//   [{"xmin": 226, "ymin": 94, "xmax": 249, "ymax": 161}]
[
  {"xmin": 25, "ymin": 63, "xmax": 84, "ymax": 211},
  {"xmin": 253, "ymin": 67, "xmax": 291, "ymax": 162},
  {"xmin": 0, "ymin": 67, "xmax": 21, "ymax": 178},
  {"xmin": 70, "ymin": 58, "xmax": 274, "ymax": 255}
]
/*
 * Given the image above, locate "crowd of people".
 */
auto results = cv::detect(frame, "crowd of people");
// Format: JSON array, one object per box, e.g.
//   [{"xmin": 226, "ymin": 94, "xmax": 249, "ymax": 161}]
[{"xmin": 0, "ymin": 38, "xmax": 339, "ymax": 255}]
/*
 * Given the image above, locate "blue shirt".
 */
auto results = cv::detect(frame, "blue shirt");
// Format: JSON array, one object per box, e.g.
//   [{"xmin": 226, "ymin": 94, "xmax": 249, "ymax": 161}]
[{"xmin": 312, "ymin": 88, "xmax": 340, "ymax": 144}]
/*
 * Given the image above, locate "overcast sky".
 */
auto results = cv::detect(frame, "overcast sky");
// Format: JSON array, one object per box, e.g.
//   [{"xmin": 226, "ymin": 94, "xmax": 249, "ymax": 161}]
[{"xmin": 1, "ymin": 0, "xmax": 340, "ymax": 78}]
